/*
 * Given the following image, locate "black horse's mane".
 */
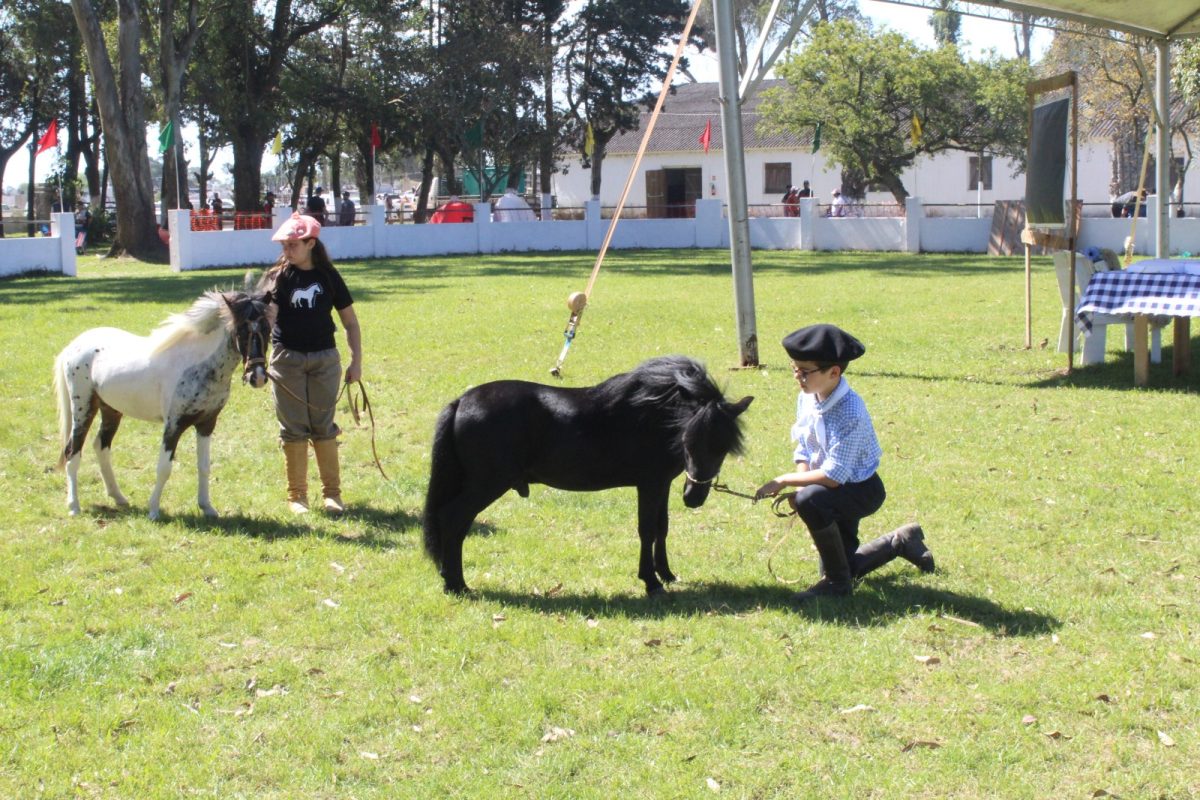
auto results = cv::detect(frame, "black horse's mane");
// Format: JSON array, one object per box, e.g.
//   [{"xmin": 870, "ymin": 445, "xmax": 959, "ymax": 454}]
[{"xmin": 590, "ymin": 356, "xmax": 746, "ymax": 455}]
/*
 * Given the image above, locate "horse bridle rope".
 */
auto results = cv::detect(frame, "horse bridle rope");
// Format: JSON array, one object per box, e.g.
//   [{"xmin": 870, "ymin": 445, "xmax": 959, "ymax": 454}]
[{"xmin": 699, "ymin": 474, "xmax": 805, "ymax": 584}]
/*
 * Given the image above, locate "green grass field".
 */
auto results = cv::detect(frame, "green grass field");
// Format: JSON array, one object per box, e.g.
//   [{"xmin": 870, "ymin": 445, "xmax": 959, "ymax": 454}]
[{"xmin": 2, "ymin": 249, "xmax": 1197, "ymax": 798}]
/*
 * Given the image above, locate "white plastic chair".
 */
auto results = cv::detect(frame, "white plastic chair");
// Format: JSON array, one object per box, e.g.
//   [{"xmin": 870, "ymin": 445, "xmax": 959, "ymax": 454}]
[{"xmin": 1055, "ymin": 251, "xmax": 1162, "ymax": 365}]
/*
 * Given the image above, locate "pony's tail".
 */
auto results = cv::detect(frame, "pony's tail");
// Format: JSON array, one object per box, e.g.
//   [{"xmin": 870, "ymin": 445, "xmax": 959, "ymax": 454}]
[
  {"xmin": 53, "ymin": 349, "xmax": 72, "ymax": 470},
  {"xmin": 423, "ymin": 398, "xmax": 463, "ymax": 568}
]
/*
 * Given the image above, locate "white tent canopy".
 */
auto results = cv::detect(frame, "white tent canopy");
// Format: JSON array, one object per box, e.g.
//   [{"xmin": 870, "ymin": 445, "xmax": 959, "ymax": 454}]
[{"xmin": 965, "ymin": 0, "xmax": 1200, "ymax": 40}]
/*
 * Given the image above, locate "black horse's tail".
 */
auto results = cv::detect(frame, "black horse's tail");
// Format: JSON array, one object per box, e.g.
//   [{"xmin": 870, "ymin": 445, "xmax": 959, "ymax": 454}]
[{"xmin": 423, "ymin": 398, "xmax": 463, "ymax": 568}]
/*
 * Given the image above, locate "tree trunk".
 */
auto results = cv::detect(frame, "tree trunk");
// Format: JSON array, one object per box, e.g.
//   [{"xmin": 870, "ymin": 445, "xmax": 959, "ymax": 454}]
[
  {"xmin": 416, "ymin": 144, "xmax": 436, "ymax": 223},
  {"xmin": 71, "ymin": 0, "xmax": 167, "ymax": 261},
  {"xmin": 230, "ymin": 130, "xmax": 269, "ymax": 212}
]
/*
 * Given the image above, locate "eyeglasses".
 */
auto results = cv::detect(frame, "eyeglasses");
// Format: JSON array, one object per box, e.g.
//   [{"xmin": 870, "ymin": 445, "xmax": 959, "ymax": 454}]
[{"xmin": 792, "ymin": 364, "xmax": 831, "ymax": 379}]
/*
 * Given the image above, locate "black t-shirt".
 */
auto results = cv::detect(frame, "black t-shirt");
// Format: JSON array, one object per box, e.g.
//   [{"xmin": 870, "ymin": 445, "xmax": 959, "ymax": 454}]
[{"xmin": 266, "ymin": 264, "xmax": 353, "ymax": 352}]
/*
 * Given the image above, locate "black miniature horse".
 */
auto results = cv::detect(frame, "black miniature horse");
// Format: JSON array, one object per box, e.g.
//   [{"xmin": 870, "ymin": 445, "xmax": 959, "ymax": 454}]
[{"xmin": 423, "ymin": 356, "xmax": 752, "ymax": 596}]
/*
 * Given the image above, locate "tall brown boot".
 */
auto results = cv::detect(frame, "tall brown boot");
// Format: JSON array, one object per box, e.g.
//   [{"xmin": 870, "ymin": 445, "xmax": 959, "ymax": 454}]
[
  {"xmin": 311, "ymin": 438, "xmax": 345, "ymax": 515},
  {"xmin": 283, "ymin": 440, "xmax": 309, "ymax": 514}
]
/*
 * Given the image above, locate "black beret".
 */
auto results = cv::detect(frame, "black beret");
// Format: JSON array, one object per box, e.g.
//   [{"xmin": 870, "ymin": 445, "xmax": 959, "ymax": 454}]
[{"xmin": 782, "ymin": 324, "xmax": 865, "ymax": 363}]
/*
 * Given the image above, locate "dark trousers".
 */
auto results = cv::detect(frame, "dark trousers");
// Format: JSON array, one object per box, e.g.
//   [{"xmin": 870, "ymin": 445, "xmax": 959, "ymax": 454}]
[{"xmin": 791, "ymin": 473, "xmax": 886, "ymax": 556}]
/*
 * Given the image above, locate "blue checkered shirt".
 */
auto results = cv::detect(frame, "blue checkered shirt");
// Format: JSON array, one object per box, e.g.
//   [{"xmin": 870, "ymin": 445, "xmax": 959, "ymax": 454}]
[{"xmin": 790, "ymin": 378, "xmax": 882, "ymax": 485}]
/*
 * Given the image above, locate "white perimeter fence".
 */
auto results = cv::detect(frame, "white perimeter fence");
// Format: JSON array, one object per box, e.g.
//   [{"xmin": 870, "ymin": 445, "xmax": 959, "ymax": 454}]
[{"xmin": 3, "ymin": 198, "xmax": 1198, "ymax": 277}]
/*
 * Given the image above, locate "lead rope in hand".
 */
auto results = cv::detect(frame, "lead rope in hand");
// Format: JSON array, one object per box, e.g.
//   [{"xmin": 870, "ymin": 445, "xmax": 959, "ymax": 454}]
[
  {"xmin": 267, "ymin": 373, "xmax": 390, "ymax": 482},
  {"xmin": 343, "ymin": 379, "xmax": 389, "ymax": 482},
  {"xmin": 710, "ymin": 483, "xmax": 805, "ymax": 584}
]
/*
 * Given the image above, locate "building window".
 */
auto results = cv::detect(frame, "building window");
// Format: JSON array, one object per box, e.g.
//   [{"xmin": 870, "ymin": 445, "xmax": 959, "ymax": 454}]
[
  {"xmin": 764, "ymin": 163, "xmax": 792, "ymax": 195},
  {"xmin": 968, "ymin": 156, "xmax": 993, "ymax": 190}
]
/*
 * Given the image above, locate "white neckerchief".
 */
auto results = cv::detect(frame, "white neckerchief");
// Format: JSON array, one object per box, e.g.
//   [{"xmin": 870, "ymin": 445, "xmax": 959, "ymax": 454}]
[{"xmin": 812, "ymin": 378, "xmax": 850, "ymax": 452}]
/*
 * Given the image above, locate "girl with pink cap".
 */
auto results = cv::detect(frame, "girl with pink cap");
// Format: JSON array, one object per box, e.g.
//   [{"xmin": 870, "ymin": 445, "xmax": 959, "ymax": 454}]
[{"xmin": 261, "ymin": 212, "xmax": 363, "ymax": 514}]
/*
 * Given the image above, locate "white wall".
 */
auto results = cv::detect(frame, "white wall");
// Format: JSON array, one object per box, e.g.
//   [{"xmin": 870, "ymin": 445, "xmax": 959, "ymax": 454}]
[
  {"xmin": 552, "ymin": 137, "xmax": 1200, "ymax": 214},
  {"xmin": 0, "ymin": 213, "xmax": 76, "ymax": 278}
]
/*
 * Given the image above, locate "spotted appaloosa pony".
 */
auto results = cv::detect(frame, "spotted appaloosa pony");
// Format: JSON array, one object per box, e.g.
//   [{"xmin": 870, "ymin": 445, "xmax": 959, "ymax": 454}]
[
  {"xmin": 54, "ymin": 285, "xmax": 270, "ymax": 519},
  {"xmin": 423, "ymin": 355, "xmax": 753, "ymax": 596}
]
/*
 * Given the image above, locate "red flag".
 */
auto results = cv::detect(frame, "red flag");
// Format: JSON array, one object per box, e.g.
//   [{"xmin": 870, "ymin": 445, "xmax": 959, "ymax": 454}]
[
  {"xmin": 699, "ymin": 118, "xmax": 712, "ymax": 154},
  {"xmin": 370, "ymin": 123, "xmax": 382, "ymax": 150},
  {"xmin": 36, "ymin": 120, "xmax": 58, "ymax": 155}
]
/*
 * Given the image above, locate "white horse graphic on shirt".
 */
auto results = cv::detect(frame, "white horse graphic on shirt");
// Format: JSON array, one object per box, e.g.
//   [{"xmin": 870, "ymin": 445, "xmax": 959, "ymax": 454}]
[{"xmin": 290, "ymin": 284, "xmax": 323, "ymax": 308}]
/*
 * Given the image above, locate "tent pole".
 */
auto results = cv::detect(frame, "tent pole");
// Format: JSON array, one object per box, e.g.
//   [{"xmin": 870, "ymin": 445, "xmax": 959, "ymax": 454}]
[
  {"xmin": 1155, "ymin": 40, "xmax": 1170, "ymax": 258},
  {"xmin": 713, "ymin": 0, "xmax": 758, "ymax": 367}
]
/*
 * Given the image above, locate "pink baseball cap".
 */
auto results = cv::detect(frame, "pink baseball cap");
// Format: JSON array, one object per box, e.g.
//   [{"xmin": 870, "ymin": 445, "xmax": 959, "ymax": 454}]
[{"xmin": 271, "ymin": 212, "xmax": 321, "ymax": 241}]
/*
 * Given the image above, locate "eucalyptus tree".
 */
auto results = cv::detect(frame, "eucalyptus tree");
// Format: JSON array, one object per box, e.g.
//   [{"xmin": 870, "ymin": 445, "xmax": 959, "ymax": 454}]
[
  {"xmin": 560, "ymin": 0, "xmax": 690, "ymax": 199},
  {"xmin": 762, "ymin": 20, "xmax": 1031, "ymax": 204},
  {"xmin": 71, "ymin": 0, "xmax": 166, "ymax": 259}
]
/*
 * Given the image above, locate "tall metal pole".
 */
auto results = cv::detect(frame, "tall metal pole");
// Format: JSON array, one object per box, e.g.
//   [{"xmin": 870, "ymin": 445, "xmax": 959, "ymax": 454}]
[
  {"xmin": 1154, "ymin": 40, "xmax": 1170, "ymax": 258},
  {"xmin": 713, "ymin": 0, "xmax": 759, "ymax": 366}
]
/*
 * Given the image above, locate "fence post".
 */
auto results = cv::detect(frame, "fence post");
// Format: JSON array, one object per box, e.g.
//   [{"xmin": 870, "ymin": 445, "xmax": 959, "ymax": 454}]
[
  {"xmin": 799, "ymin": 198, "xmax": 816, "ymax": 251},
  {"xmin": 904, "ymin": 197, "xmax": 923, "ymax": 253},
  {"xmin": 168, "ymin": 208, "xmax": 192, "ymax": 272},
  {"xmin": 695, "ymin": 198, "xmax": 723, "ymax": 248},
  {"xmin": 365, "ymin": 205, "xmax": 386, "ymax": 259},
  {"xmin": 474, "ymin": 202, "xmax": 493, "ymax": 254},
  {"xmin": 585, "ymin": 199, "xmax": 603, "ymax": 250},
  {"xmin": 53, "ymin": 212, "xmax": 77, "ymax": 277}
]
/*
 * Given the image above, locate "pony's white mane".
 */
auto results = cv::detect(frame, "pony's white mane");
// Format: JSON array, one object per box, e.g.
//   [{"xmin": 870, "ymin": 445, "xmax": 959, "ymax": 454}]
[{"xmin": 149, "ymin": 291, "xmax": 234, "ymax": 354}]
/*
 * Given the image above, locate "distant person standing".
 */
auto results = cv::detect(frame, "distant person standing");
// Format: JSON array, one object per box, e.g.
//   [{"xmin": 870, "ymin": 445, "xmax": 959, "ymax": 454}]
[
  {"xmin": 338, "ymin": 191, "xmax": 355, "ymax": 226},
  {"xmin": 263, "ymin": 191, "xmax": 276, "ymax": 214},
  {"xmin": 831, "ymin": 189, "xmax": 848, "ymax": 218},
  {"xmin": 306, "ymin": 187, "xmax": 328, "ymax": 225},
  {"xmin": 211, "ymin": 193, "xmax": 224, "ymax": 229},
  {"xmin": 797, "ymin": 180, "xmax": 812, "ymax": 199}
]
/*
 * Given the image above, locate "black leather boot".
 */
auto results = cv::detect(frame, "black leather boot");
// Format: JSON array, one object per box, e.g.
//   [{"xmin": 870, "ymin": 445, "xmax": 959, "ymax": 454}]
[
  {"xmin": 795, "ymin": 522, "xmax": 853, "ymax": 601},
  {"xmin": 852, "ymin": 523, "xmax": 935, "ymax": 578}
]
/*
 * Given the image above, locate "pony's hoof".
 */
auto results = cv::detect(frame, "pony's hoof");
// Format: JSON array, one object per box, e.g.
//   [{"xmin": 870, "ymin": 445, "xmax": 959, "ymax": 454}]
[
  {"xmin": 68, "ymin": 505, "xmax": 80, "ymax": 517},
  {"xmin": 148, "ymin": 509, "xmax": 161, "ymax": 521},
  {"xmin": 110, "ymin": 494, "xmax": 130, "ymax": 508},
  {"xmin": 444, "ymin": 584, "xmax": 471, "ymax": 596},
  {"xmin": 200, "ymin": 505, "xmax": 219, "ymax": 518},
  {"xmin": 646, "ymin": 584, "xmax": 668, "ymax": 598}
]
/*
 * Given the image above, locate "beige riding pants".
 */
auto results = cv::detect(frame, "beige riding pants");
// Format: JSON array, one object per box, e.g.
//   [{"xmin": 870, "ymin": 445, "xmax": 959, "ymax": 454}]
[{"xmin": 270, "ymin": 346, "xmax": 342, "ymax": 442}]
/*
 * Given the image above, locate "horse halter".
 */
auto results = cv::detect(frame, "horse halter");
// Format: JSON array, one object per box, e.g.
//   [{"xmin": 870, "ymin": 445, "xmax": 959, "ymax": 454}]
[{"xmin": 234, "ymin": 317, "xmax": 269, "ymax": 380}]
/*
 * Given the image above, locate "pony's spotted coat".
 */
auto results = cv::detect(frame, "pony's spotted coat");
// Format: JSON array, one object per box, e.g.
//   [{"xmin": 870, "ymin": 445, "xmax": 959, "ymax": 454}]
[{"xmin": 54, "ymin": 288, "xmax": 270, "ymax": 519}]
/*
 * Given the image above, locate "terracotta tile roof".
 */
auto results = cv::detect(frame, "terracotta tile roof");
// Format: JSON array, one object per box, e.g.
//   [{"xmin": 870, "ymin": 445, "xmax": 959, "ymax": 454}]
[{"xmin": 605, "ymin": 80, "xmax": 809, "ymax": 155}]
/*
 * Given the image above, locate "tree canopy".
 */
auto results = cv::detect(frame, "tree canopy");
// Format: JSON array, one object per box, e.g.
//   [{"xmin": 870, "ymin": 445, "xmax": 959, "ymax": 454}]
[{"xmin": 760, "ymin": 20, "xmax": 1032, "ymax": 204}]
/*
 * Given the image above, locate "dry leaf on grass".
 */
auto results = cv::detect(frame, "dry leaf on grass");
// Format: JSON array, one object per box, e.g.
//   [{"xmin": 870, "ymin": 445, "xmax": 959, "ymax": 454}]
[
  {"xmin": 901, "ymin": 740, "xmax": 942, "ymax": 752},
  {"xmin": 1022, "ymin": 715, "xmax": 1037, "ymax": 726},
  {"xmin": 585, "ymin": 616, "xmax": 599, "ymax": 628},
  {"xmin": 541, "ymin": 726, "xmax": 575, "ymax": 743},
  {"xmin": 1042, "ymin": 730, "xmax": 1071, "ymax": 740},
  {"xmin": 1139, "ymin": 632, "xmax": 1156, "ymax": 640},
  {"xmin": 173, "ymin": 591, "xmax": 192, "ymax": 604},
  {"xmin": 706, "ymin": 777, "xmax": 721, "ymax": 792},
  {"xmin": 914, "ymin": 655, "xmax": 941, "ymax": 665},
  {"xmin": 359, "ymin": 751, "xmax": 379, "ymax": 760},
  {"xmin": 1157, "ymin": 730, "xmax": 1175, "ymax": 747},
  {"xmin": 322, "ymin": 598, "xmax": 339, "ymax": 608},
  {"xmin": 839, "ymin": 704, "xmax": 876, "ymax": 715}
]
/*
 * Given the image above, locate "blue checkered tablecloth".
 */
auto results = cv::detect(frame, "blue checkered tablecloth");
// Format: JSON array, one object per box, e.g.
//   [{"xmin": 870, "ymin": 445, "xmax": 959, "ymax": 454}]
[{"xmin": 1075, "ymin": 271, "xmax": 1200, "ymax": 332}]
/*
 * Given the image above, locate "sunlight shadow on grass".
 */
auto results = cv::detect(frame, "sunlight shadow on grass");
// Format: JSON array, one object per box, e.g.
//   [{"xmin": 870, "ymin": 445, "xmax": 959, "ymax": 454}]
[
  {"xmin": 172, "ymin": 509, "xmax": 420, "ymax": 550},
  {"xmin": 473, "ymin": 575, "xmax": 1059, "ymax": 634}
]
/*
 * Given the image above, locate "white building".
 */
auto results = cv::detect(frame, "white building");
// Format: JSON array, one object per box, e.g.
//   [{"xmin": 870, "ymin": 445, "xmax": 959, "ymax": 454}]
[{"xmin": 551, "ymin": 81, "xmax": 1193, "ymax": 217}]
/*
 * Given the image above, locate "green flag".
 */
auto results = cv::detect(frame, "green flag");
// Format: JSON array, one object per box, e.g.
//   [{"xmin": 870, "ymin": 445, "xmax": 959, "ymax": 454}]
[
  {"xmin": 158, "ymin": 121, "xmax": 175, "ymax": 155},
  {"xmin": 465, "ymin": 120, "xmax": 484, "ymax": 148},
  {"xmin": 811, "ymin": 122, "xmax": 822, "ymax": 154}
]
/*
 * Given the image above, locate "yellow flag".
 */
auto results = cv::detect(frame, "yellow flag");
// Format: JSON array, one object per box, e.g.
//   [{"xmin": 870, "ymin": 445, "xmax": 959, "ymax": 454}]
[
  {"xmin": 271, "ymin": 131, "xmax": 283, "ymax": 155},
  {"xmin": 911, "ymin": 112, "xmax": 923, "ymax": 147},
  {"xmin": 583, "ymin": 122, "xmax": 594, "ymax": 159}
]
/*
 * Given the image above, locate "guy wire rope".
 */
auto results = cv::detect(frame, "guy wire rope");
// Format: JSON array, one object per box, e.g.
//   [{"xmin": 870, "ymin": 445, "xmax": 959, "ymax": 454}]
[{"xmin": 550, "ymin": 0, "xmax": 704, "ymax": 377}]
